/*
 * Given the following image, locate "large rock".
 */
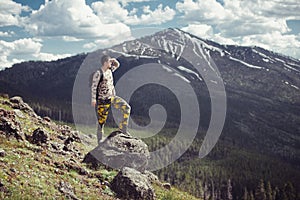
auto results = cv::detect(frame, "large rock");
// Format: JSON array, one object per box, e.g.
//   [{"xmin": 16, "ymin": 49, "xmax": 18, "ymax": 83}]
[
  {"xmin": 83, "ymin": 131, "xmax": 150, "ymax": 171},
  {"xmin": 0, "ymin": 108, "xmax": 24, "ymax": 140},
  {"xmin": 111, "ymin": 167, "xmax": 155, "ymax": 200},
  {"xmin": 29, "ymin": 128, "xmax": 50, "ymax": 145},
  {"xmin": 9, "ymin": 96, "xmax": 37, "ymax": 118}
]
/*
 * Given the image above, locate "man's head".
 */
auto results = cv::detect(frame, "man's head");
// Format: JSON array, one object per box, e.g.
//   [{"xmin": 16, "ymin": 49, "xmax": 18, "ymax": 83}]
[{"xmin": 101, "ymin": 55, "xmax": 111, "ymax": 66}]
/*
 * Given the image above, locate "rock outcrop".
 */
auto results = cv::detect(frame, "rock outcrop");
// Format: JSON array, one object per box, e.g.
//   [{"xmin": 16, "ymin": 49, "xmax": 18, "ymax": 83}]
[
  {"xmin": 111, "ymin": 167, "xmax": 155, "ymax": 200},
  {"xmin": 0, "ymin": 108, "xmax": 24, "ymax": 140},
  {"xmin": 9, "ymin": 96, "xmax": 38, "ymax": 118},
  {"xmin": 28, "ymin": 128, "xmax": 50, "ymax": 145},
  {"xmin": 83, "ymin": 131, "xmax": 150, "ymax": 171}
]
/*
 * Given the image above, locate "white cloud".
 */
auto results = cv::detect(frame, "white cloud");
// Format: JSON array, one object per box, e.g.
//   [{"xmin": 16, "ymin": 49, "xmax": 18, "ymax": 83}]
[
  {"xmin": 34, "ymin": 52, "xmax": 71, "ymax": 61},
  {"xmin": 247, "ymin": 0, "xmax": 300, "ymax": 20},
  {"xmin": 176, "ymin": 0, "xmax": 300, "ymax": 58},
  {"xmin": 181, "ymin": 24, "xmax": 237, "ymax": 45},
  {"xmin": 182, "ymin": 24, "xmax": 213, "ymax": 38},
  {"xmin": 127, "ymin": 4, "xmax": 176, "ymax": 25},
  {"xmin": 176, "ymin": 0, "xmax": 229, "ymax": 23},
  {"xmin": 0, "ymin": 0, "xmax": 30, "ymax": 27},
  {"xmin": 25, "ymin": 0, "xmax": 131, "ymax": 40},
  {"xmin": 62, "ymin": 36, "xmax": 83, "ymax": 42},
  {"xmin": 0, "ymin": 31, "xmax": 14, "ymax": 37},
  {"xmin": 176, "ymin": 0, "xmax": 299, "ymax": 36},
  {"xmin": 0, "ymin": 38, "xmax": 40, "ymax": 69},
  {"xmin": 0, "ymin": 55, "xmax": 24, "ymax": 70},
  {"xmin": 119, "ymin": 0, "xmax": 154, "ymax": 3},
  {"xmin": 91, "ymin": 1, "xmax": 129, "ymax": 23},
  {"xmin": 0, "ymin": 38, "xmax": 41, "ymax": 55},
  {"xmin": 241, "ymin": 32, "xmax": 300, "ymax": 58},
  {"xmin": 83, "ymin": 42, "xmax": 97, "ymax": 49},
  {"xmin": 83, "ymin": 31, "xmax": 134, "ymax": 50},
  {"xmin": 92, "ymin": 1, "xmax": 175, "ymax": 25},
  {"xmin": 0, "ymin": 38, "xmax": 70, "ymax": 70}
]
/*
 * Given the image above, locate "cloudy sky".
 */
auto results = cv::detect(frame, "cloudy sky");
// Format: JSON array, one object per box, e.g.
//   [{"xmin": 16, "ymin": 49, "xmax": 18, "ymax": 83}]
[{"xmin": 0, "ymin": 0, "xmax": 299, "ymax": 69}]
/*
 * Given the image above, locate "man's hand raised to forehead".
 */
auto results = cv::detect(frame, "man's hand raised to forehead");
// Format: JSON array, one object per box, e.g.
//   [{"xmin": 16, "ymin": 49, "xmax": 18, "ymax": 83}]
[{"xmin": 110, "ymin": 58, "xmax": 120, "ymax": 68}]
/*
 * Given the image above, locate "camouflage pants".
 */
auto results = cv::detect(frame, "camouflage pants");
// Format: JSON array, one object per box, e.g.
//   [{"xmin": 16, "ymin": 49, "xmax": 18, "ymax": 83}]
[{"xmin": 95, "ymin": 96, "xmax": 131, "ymax": 141}]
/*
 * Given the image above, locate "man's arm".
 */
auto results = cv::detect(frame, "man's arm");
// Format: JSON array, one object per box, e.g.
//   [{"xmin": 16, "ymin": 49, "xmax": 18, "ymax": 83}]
[
  {"xmin": 91, "ymin": 70, "xmax": 101, "ymax": 106},
  {"xmin": 110, "ymin": 58, "xmax": 120, "ymax": 72}
]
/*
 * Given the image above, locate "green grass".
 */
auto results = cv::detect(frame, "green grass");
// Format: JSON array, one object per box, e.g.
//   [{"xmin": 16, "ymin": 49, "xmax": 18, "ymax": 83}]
[
  {"xmin": 0, "ymin": 139, "xmax": 116, "ymax": 199},
  {"xmin": 0, "ymin": 137, "xmax": 201, "ymax": 200},
  {"xmin": 154, "ymin": 184, "xmax": 200, "ymax": 200}
]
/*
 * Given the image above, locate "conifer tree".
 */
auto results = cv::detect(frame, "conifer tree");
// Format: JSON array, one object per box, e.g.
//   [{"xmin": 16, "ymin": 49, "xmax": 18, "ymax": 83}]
[
  {"xmin": 250, "ymin": 191, "xmax": 255, "ymax": 200},
  {"xmin": 284, "ymin": 182, "xmax": 296, "ymax": 200},
  {"xmin": 273, "ymin": 186, "xmax": 279, "ymax": 200},
  {"xmin": 266, "ymin": 181, "xmax": 273, "ymax": 200},
  {"xmin": 227, "ymin": 179, "xmax": 233, "ymax": 200},
  {"xmin": 255, "ymin": 179, "xmax": 266, "ymax": 200},
  {"xmin": 243, "ymin": 187, "xmax": 249, "ymax": 200}
]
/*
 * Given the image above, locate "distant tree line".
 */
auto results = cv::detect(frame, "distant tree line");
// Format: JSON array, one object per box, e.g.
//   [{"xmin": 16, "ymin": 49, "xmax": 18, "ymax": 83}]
[{"xmin": 143, "ymin": 135, "xmax": 299, "ymax": 200}]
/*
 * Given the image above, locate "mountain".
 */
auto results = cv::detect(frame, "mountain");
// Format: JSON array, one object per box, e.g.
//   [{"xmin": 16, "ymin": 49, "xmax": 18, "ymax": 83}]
[
  {"xmin": 1, "ymin": 28, "xmax": 299, "ymax": 160},
  {"xmin": 0, "ymin": 28, "xmax": 299, "ymax": 198}
]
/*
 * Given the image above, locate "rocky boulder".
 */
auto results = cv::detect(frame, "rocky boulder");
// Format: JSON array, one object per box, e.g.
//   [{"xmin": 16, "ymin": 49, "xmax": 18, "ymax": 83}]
[
  {"xmin": 28, "ymin": 128, "xmax": 50, "ymax": 145},
  {"xmin": 9, "ymin": 96, "xmax": 38, "ymax": 118},
  {"xmin": 143, "ymin": 170, "xmax": 160, "ymax": 185},
  {"xmin": 111, "ymin": 167, "xmax": 155, "ymax": 200},
  {"xmin": 83, "ymin": 131, "xmax": 150, "ymax": 171},
  {"xmin": 0, "ymin": 108, "xmax": 24, "ymax": 140},
  {"xmin": 0, "ymin": 149, "xmax": 5, "ymax": 157},
  {"xmin": 0, "ymin": 180, "xmax": 9, "ymax": 194},
  {"xmin": 58, "ymin": 181, "xmax": 79, "ymax": 200}
]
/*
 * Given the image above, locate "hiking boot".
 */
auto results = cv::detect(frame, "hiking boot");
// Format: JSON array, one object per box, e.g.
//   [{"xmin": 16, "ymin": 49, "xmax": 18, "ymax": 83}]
[
  {"xmin": 97, "ymin": 125, "xmax": 104, "ymax": 145},
  {"xmin": 118, "ymin": 128, "xmax": 131, "ymax": 136}
]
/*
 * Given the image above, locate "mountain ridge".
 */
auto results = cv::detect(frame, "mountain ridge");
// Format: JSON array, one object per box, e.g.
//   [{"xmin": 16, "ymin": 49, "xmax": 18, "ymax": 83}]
[{"xmin": 1, "ymin": 28, "xmax": 299, "ymax": 161}]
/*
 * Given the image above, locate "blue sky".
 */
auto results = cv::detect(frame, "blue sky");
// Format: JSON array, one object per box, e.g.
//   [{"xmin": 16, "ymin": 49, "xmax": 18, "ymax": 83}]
[{"xmin": 0, "ymin": 0, "xmax": 300, "ymax": 69}]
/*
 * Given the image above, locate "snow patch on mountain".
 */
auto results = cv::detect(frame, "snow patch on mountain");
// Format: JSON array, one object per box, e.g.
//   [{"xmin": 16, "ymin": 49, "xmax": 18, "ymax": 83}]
[
  {"xmin": 109, "ymin": 49, "xmax": 158, "ymax": 59},
  {"xmin": 284, "ymin": 64, "xmax": 300, "ymax": 73},
  {"xmin": 271, "ymin": 57, "xmax": 300, "ymax": 73},
  {"xmin": 161, "ymin": 65, "xmax": 173, "ymax": 73},
  {"xmin": 282, "ymin": 81, "xmax": 299, "ymax": 90},
  {"xmin": 287, "ymin": 62, "xmax": 300, "ymax": 68},
  {"xmin": 229, "ymin": 56, "xmax": 263, "ymax": 69},
  {"xmin": 156, "ymin": 34, "xmax": 185, "ymax": 61},
  {"xmin": 252, "ymin": 49, "xmax": 277, "ymax": 64},
  {"xmin": 275, "ymin": 58, "xmax": 286, "ymax": 63},
  {"xmin": 173, "ymin": 72, "xmax": 190, "ymax": 83},
  {"xmin": 177, "ymin": 66, "xmax": 203, "ymax": 81},
  {"xmin": 291, "ymin": 84, "xmax": 299, "ymax": 90}
]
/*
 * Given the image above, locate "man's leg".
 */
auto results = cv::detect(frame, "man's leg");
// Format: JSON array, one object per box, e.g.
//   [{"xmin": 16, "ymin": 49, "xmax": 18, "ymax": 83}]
[
  {"xmin": 95, "ymin": 100, "xmax": 111, "ymax": 144},
  {"xmin": 111, "ymin": 96, "xmax": 131, "ymax": 134},
  {"xmin": 96, "ymin": 123, "xmax": 104, "ymax": 143}
]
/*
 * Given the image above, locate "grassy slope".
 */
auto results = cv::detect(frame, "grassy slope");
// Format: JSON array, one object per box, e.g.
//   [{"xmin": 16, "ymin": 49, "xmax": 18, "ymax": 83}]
[{"xmin": 0, "ymin": 96, "xmax": 200, "ymax": 200}]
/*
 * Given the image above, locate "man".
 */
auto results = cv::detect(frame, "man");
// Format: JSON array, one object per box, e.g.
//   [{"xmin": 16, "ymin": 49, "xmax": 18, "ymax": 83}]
[{"xmin": 91, "ymin": 55, "xmax": 131, "ymax": 144}]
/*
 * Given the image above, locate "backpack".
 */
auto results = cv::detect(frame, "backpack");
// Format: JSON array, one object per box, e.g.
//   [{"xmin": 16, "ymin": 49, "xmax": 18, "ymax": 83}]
[{"xmin": 89, "ymin": 69, "xmax": 103, "ymax": 89}]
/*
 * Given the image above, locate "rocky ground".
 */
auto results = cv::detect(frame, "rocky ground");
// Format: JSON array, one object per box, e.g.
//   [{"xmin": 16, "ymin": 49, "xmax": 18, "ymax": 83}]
[{"xmin": 0, "ymin": 94, "xmax": 199, "ymax": 200}]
